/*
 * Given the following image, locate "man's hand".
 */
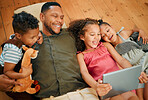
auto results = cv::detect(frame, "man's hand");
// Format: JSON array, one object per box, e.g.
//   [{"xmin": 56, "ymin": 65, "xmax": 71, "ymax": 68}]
[
  {"xmin": 0, "ymin": 74, "xmax": 17, "ymax": 92},
  {"xmin": 37, "ymin": 32, "xmax": 43, "ymax": 44}
]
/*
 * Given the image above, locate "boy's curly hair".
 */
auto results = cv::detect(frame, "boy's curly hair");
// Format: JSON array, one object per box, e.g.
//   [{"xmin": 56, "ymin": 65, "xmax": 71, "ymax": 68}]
[
  {"xmin": 68, "ymin": 18, "xmax": 98, "ymax": 52},
  {"xmin": 12, "ymin": 11, "xmax": 39, "ymax": 35}
]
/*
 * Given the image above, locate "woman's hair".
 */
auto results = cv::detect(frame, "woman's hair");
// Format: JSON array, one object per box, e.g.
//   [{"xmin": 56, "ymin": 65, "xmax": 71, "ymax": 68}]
[
  {"xmin": 68, "ymin": 18, "xmax": 98, "ymax": 52},
  {"xmin": 12, "ymin": 11, "xmax": 39, "ymax": 35},
  {"xmin": 98, "ymin": 19, "xmax": 111, "ymax": 42},
  {"xmin": 98, "ymin": 19, "xmax": 111, "ymax": 26}
]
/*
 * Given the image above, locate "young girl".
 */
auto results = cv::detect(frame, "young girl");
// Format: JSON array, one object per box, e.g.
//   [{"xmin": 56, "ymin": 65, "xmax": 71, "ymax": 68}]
[
  {"xmin": 68, "ymin": 18, "xmax": 139, "ymax": 100},
  {"xmin": 98, "ymin": 19, "xmax": 148, "ymax": 100},
  {"xmin": 0, "ymin": 11, "xmax": 42, "ymax": 82}
]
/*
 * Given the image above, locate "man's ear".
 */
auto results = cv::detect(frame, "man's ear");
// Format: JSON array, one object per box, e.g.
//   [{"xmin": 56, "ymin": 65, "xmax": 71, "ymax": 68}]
[
  {"xmin": 40, "ymin": 13, "xmax": 45, "ymax": 22},
  {"xmin": 80, "ymin": 35, "xmax": 84, "ymax": 41},
  {"xmin": 15, "ymin": 33, "xmax": 22, "ymax": 39}
]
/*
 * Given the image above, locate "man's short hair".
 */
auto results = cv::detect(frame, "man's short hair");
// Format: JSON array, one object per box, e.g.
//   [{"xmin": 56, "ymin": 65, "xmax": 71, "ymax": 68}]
[{"xmin": 41, "ymin": 2, "xmax": 61, "ymax": 13}]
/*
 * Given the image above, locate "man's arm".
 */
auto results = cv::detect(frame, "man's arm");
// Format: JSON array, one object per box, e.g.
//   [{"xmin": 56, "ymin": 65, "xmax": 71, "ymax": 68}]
[{"xmin": 0, "ymin": 74, "xmax": 16, "ymax": 92}]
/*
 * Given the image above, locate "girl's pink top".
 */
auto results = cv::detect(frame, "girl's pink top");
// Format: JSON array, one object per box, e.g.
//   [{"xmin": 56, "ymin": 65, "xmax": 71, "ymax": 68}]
[{"xmin": 83, "ymin": 42, "xmax": 119, "ymax": 80}]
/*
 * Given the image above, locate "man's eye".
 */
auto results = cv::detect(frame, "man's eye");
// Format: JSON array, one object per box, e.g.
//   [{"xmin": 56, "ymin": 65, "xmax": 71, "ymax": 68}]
[{"xmin": 90, "ymin": 34, "xmax": 94, "ymax": 36}]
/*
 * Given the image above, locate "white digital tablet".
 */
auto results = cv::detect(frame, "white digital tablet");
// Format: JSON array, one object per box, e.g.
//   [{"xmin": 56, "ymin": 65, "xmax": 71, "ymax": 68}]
[{"xmin": 101, "ymin": 65, "xmax": 142, "ymax": 100}]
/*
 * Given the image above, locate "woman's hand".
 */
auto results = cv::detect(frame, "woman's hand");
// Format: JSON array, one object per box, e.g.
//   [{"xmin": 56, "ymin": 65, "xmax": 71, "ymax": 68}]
[
  {"xmin": 138, "ymin": 29, "xmax": 148, "ymax": 44},
  {"xmin": 139, "ymin": 72, "xmax": 148, "ymax": 83}
]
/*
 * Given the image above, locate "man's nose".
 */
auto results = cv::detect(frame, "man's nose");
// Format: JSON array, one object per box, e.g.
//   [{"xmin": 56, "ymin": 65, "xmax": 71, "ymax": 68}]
[{"xmin": 57, "ymin": 17, "xmax": 62, "ymax": 23}]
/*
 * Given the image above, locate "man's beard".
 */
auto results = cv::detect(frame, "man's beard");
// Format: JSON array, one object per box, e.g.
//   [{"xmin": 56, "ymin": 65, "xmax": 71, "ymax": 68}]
[{"xmin": 44, "ymin": 22, "xmax": 60, "ymax": 35}]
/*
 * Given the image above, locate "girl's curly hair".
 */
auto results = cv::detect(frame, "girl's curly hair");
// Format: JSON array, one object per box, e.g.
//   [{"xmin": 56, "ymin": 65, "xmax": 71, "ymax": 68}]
[
  {"xmin": 68, "ymin": 18, "xmax": 98, "ymax": 52},
  {"xmin": 12, "ymin": 11, "xmax": 39, "ymax": 35}
]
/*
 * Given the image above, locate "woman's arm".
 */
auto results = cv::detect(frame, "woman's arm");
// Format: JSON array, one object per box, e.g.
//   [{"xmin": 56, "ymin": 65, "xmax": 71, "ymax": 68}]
[
  {"xmin": 132, "ymin": 28, "xmax": 148, "ymax": 44},
  {"xmin": 103, "ymin": 42, "xmax": 132, "ymax": 69},
  {"xmin": 121, "ymin": 29, "xmax": 148, "ymax": 44},
  {"xmin": 77, "ymin": 53, "xmax": 112, "ymax": 96}
]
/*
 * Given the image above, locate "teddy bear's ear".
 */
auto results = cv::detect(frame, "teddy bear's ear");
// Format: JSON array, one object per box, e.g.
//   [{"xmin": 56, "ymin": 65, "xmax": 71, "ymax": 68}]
[{"xmin": 22, "ymin": 45, "xmax": 29, "ymax": 51}]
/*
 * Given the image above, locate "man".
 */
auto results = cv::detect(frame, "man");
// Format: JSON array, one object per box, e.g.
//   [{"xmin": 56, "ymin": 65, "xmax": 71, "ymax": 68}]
[{"xmin": 31, "ymin": 2, "xmax": 111, "ymax": 100}]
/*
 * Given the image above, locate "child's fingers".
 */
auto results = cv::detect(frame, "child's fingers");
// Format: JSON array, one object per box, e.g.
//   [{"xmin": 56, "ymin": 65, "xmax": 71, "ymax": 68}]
[
  {"xmin": 28, "ymin": 63, "xmax": 32, "ymax": 68},
  {"xmin": 98, "ymin": 79, "xmax": 103, "ymax": 84},
  {"xmin": 138, "ymin": 36, "xmax": 140, "ymax": 41},
  {"xmin": 96, "ymin": 84, "xmax": 112, "ymax": 96},
  {"xmin": 37, "ymin": 32, "xmax": 43, "ymax": 44},
  {"xmin": 15, "ymin": 81, "xmax": 23, "ymax": 86}
]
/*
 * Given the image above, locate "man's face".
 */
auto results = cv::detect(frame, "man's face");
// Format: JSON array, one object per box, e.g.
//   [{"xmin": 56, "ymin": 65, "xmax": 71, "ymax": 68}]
[{"xmin": 41, "ymin": 6, "xmax": 64, "ymax": 35}]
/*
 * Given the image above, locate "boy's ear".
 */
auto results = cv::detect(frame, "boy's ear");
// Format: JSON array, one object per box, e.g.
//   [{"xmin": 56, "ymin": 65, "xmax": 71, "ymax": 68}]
[
  {"xmin": 15, "ymin": 33, "xmax": 22, "ymax": 39},
  {"xmin": 80, "ymin": 35, "xmax": 84, "ymax": 41}
]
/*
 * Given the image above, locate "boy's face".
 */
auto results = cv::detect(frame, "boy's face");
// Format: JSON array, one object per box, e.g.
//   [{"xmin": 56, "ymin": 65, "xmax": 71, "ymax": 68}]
[
  {"xmin": 20, "ymin": 28, "xmax": 39, "ymax": 47},
  {"xmin": 100, "ymin": 24, "xmax": 117, "ymax": 43},
  {"xmin": 41, "ymin": 6, "xmax": 64, "ymax": 35},
  {"xmin": 80, "ymin": 24, "xmax": 101, "ymax": 50}
]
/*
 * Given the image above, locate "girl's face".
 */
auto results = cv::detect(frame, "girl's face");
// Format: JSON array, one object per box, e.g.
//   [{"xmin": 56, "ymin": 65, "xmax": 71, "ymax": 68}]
[
  {"xmin": 80, "ymin": 24, "xmax": 101, "ymax": 50},
  {"xmin": 20, "ymin": 28, "xmax": 39, "ymax": 47},
  {"xmin": 100, "ymin": 24, "xmax": 117, "ymax": 43}
]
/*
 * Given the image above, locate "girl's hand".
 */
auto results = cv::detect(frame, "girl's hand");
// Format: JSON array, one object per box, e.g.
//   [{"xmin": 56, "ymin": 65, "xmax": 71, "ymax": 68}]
[
  {"xmin": 21, "ymin": 64, "xmax": 33, "ymax": 78},
  {"xmin": 96, "ymin": 79, "xmax": 112, "ymax": 96},
  {"xmin": 139, "ymin": 72, "xmax": 148, "ymax": 83},
  {"xmin": 138, "ymin": 29, "xmax": 148, "ymax": 44},
  {"xmin": 37, "ymin": 32, "xmax": 43, "ymax": 44}
]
